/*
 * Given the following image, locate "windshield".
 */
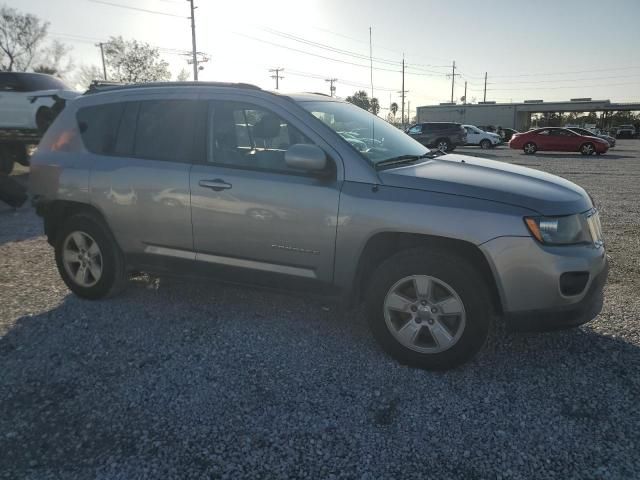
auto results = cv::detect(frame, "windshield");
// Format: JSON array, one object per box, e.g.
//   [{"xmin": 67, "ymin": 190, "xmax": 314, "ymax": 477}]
[{"xmin": 300, "ymin": 100, "xmax": 428, "ymax": 165}]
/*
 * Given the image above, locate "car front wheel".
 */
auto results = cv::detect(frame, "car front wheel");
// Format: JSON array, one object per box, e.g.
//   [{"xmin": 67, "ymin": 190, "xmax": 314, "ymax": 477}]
[
  {"xmin": 480, "ymin": 139, "xmax": 492, "ymax": 149},
  {"xmin": 54, "ymin": 214, "xmax": 127, "ymax": 300},
  {"xmin": 580, "ymin": 143, "xmax": 595, "ymax": 156},
  {"xmin": 365, "ymin": 248, "xmax": 491, "ymax": 370},
  {"xmin": 434, "ymin": 138, "xmax": 451, "ymax": 152},
  {"xmin": 523, "ymin": 142, "xmax": 537, "ymax": 154}
]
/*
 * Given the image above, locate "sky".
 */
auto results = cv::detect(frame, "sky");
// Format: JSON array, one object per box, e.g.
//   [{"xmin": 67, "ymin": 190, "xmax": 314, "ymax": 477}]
[{"xmin": 8, "ymin": 0, "xmax": 640, "ymax": 115}]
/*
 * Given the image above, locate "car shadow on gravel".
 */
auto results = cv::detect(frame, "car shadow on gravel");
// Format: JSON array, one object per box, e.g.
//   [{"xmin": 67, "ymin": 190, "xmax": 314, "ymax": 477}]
[{"xmin": 2, "ymin": 276, "xmax": 640, "ymax": 477}]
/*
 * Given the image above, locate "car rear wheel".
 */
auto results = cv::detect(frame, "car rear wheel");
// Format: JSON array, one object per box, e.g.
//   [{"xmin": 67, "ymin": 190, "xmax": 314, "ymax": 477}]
[
  {"xmin": 580, "ymin": 143, "xmax": 595, "ymax": 156},
  {"xmin": 435, "ymin": 138, "xmax": 451, "ymax": 152},
  {"xmin": 365, "ymin": 248, "xmax": 491, "ymax": 370},
  {"xmin": 54, "ymin": 214, "xmax": 127, "ymax": 300},
  {"xmin": 523, "ymin": 142, "xmax": 537, "ymax": 154},
  {"xmin": 480, "ymin": 139, "xmax": 492, "ymax": 149},
  {"xmin": 0, "ymin": 144, "xmax": 28, "ymax": 174}
]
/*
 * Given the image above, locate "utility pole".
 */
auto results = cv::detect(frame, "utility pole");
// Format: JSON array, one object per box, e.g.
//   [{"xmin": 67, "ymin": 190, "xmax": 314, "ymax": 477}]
[
  {"xmin": 463, "ymin": 81, "xmax": 467, "ymax": 105},
  {"xmin": 269, "ymin": 68, "xmax": 284, "ymax": 90},
  {"xmin": 96, "ymin": 43, "xmax": 107, "ymax": 80},
  {"xmin": 398, "ymin": 55, "xmax": 408, "ymax": 129},
  {"xmin": 187, "ymin": 0, "xmax": 198, "ymax": 80},
  {"xmin": 325, "ymin": 78, "xmax": 337, "ymax": 97},
  {"xmin": 447, "ymin": 60, "xmax": 460, "ymax": 103},
  {"xmin": 483, "ymin": 72, "xmax": 488, "ymax": 102},
  {"xmin": 369, "ymin": 27, "xmax": 374, "ymax": 101},
  {"xmin": 407, "ymin": 100, "xmax": 411, "ymax": 124}
]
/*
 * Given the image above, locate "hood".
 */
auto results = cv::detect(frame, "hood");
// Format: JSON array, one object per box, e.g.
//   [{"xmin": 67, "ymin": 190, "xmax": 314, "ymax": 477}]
[{"xmin": 378, "ymin": 153, "xmax": 592, "ymax": 215}]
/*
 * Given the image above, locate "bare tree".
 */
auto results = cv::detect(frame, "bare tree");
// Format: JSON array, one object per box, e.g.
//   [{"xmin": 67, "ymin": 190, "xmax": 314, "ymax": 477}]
[
  {"xmin": 33, "ymin": 40, "xmax": 74, "ymax": 78},
  {"xmin": 0, "ymin": 5, "xmax": 49, "ymax": 71},
  {"xmin": 103, "ymin": 36, "xmax": 170, "ymax": 83},
  {"xmin": 73, "ymin": 64, "xmax": 104, "ymax": 90}
]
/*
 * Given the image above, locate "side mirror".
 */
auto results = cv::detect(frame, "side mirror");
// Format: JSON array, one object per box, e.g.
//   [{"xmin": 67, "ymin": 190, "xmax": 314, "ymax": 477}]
[{"xmin": 285, "ymin": 144, "xmax": 327, "ymax": 172}]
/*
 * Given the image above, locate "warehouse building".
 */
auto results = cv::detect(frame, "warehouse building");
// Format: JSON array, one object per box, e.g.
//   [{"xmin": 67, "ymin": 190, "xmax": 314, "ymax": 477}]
[{"xmin": 416, "ymin": 99, "xmax": 640, "ymax": 131}]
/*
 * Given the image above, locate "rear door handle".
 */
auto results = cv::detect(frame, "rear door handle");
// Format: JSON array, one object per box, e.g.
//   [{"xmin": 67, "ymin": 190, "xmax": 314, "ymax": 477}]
[{"xmin": 199, "ymin": 179, "xmax": 232, "ymax": 191}]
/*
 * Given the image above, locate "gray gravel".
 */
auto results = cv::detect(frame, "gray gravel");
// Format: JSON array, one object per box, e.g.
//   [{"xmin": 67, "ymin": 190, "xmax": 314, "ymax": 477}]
[{"xmin": 1, "ymin": 142, "xmax": 640, "ymax": 479}]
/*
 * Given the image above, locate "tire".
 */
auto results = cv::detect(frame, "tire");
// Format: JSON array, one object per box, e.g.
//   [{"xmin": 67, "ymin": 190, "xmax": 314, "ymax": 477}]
[
  {"xmin": 523, "ymin": 142, "xmax": 537, "ymax": 154},
  {"xmin": 54, "ymin": 214, "xmax": 127, "ymax": 300},
  {"xmin": 434, "ymin": 138, "xmax": 451, "ymax": 152},
  {"xmin": 480, "ymin": 139, "xmax": 492, "ymax": 150},
  {"xmin": 580, "ymin": 143, "xmax": 595, "ymax": 156},
  {"xmin": 0, "ymin": 143, "xmax": 28, "ymax": 173},
  {"xmin": 36, "ymin": 106, "xmax": 56, "ymax": 135},
  {"xmin": 365, "ymin": 248, "xmax": 492, "ymax": 370}
]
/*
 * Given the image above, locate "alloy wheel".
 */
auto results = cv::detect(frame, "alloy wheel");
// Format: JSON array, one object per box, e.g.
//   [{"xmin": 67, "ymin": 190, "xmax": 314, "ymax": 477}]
[
  {"xmin": 383, "ymin": 275, "xmax": 466, "ymax": 354},
  {"xmin": 62, "ymin": 231, "xmax": 103, "ymax": 287}
]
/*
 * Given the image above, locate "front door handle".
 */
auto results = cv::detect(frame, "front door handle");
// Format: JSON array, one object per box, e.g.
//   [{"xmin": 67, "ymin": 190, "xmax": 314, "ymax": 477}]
[{"xmin": 199, "ymin": 179, "xmax": 232, "ymax": 191}]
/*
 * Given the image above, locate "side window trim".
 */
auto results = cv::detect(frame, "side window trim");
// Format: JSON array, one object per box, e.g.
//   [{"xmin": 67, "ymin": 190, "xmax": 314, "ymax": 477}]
[{"xmin": 198, "ymin": 92, "xmax": 344, "ymax": 180}]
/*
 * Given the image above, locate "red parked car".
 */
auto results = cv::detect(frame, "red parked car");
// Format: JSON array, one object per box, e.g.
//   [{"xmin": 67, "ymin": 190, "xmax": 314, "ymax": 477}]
[{"xmin": 509, "ymin": 127, "xmax": 609, "ymax": 155}]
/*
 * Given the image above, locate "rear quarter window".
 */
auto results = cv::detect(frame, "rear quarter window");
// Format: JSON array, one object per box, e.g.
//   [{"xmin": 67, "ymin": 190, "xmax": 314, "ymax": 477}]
[{"xmin": 76, "ymin": 103, "xmax": 125, "ymax": 155}]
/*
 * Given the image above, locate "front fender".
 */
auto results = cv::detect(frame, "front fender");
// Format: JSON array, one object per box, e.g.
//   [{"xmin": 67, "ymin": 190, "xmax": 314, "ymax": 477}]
[{"xmin": 333, "ymin": 182, "xmax": 533, "ymax": 291}]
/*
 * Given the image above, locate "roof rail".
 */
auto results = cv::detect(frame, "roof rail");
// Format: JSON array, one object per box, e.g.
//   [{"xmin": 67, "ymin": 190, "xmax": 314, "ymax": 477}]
[
  {"xmin": 303, "ymin": 91, "xmax": 332, "ymax": 97},
  {"xmin": 84, "ymin": 80, "xmax": 262, "ymax": 95}
]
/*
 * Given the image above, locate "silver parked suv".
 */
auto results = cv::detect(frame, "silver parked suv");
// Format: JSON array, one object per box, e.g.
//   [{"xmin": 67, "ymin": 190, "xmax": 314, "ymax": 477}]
[{"xmin": 30, "ymin": 82, "xmax": 608, "ymax": 370}]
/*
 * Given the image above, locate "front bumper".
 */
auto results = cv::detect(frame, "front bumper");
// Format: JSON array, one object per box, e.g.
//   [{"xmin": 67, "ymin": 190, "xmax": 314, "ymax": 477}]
[
  {"xmin": 480, "ymin": 236, "xmax": 608, "ymax": 330},
  {"xmin": 595, "ymin": 143, "xmax": 609, "ymax": 154}
]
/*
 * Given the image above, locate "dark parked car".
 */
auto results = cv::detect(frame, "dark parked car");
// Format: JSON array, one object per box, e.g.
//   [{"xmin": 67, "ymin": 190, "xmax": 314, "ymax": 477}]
[
  {"xmin": 405, "ymin": 122, "xmax": 467, "ymax": 152},
  {"xmin": 567, "ymin": 127, "xmax": 615, "ymax": 148},
  {"xmin": 509, "ymin": 127, "xmax": 609, "ymax": 155},
  {"xmin": 499, "ymin": 128, "xmax": 519, "ymax": 142}
]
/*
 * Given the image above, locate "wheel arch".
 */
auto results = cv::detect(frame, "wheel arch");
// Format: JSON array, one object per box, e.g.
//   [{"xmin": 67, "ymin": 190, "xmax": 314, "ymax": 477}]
[
  {"xmin": 351, "ymin": 231, "xmax": 503, "ymax": 315},
  {"xmin": 41, "ymin": 200, "xmax": 114, "ymax": 247}
]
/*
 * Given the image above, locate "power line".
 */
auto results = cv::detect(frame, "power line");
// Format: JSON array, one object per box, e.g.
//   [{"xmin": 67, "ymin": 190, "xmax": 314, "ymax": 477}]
[
  {"xmin": 286, "ymin": 69, "xmax": 397, "ymax": 93},
  {"xmin": 259, "ymin": 26, "xmax": 448, "ymax": 75},
  {"xmin": 86, "ymin": 0, "xmax": 187, "ymax": 18},
  {"xmin": 50, "ymin": 32, "xmax": 194, "ymax": 56},
  {"xmin": 487, "ymin": 81, "xmax": 640, "ymax": 92},
  {"xmin": 233, "ymin": 32, "xmax": 404, "ymax": 73},
  {"xmin": 466, "ymin": 65, "xmax": 640, "ymax": 79},
  {"xmin": 488, "ymin": 73, "xmax": 640, "ymax": 85}
]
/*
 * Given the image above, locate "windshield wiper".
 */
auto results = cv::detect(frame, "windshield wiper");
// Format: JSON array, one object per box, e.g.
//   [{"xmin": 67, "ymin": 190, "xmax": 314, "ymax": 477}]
[{"xmin": 375, "ymin": 153, "xmax": 431, "ymax": 169}]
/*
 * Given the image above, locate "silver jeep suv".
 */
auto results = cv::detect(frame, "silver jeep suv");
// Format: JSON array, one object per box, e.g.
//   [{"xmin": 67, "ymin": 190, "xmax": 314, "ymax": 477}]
[{"xmin": 30, "ymin": 82, "xmax": 608, "ymax": 370}]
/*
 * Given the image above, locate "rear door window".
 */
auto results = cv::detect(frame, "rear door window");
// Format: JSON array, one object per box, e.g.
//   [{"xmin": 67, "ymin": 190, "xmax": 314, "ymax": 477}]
[{"xmin": 133, "ymin": 100, "xmax": 205, "ymax": 163}]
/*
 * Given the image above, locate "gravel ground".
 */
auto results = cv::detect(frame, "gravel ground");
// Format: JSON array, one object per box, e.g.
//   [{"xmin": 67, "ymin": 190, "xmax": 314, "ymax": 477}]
[{"xmin": 1, "ymin": 142, "xmax": 639, "ymax": 479}]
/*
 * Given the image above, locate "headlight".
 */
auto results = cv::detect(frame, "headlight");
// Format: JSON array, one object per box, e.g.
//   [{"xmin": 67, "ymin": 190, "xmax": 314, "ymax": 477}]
[{"xmin": 524, "ymin": 213, "xmax": 593, "ymax": 245}]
